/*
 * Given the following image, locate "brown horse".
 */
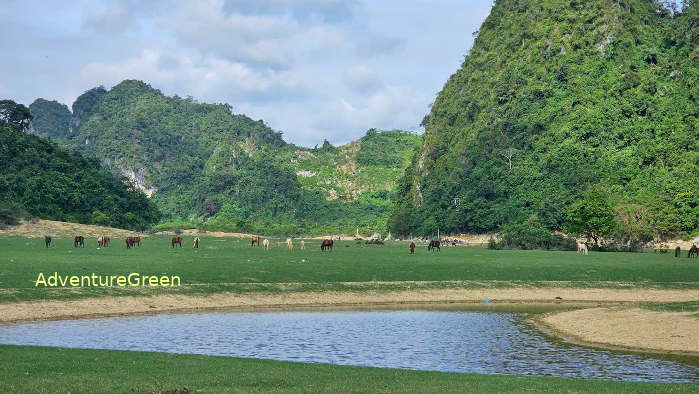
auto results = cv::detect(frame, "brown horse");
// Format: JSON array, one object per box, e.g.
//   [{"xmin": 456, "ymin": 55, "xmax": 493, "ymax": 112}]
[
  {"xmin": 675, "ymin": 246, "xmax": 682, "ymax": 257},
  {"xmin": 428, "ymin": 240, "xmax": 440, "ymax": 252},
  {"xmin": 74, "ymin": 236, "xmax": 84, "ymax": 248},
  {"xmin": 104, "ymin": 236, "xmax": 111, "ymax": 247},
  {"xmin": 321, "ymin": 239, "xmax": 334, "ymax": 251},
  {"xmin": 172, "ymin": 237, "xmax": 183, "ymax": 248},
  {"xmin": 132, "ymin": 236, "xmax": 141, "ymax": 247},
  {"xmin": 44, "ymin": 236, "xmax": 52, "ymax": 248},
  {"xmin": 689, "ymin": 245, "xmax": 699, "ymax": 258},
  {"xmin": 409, "ymin": 242, "xmax": 416, "ymax": 254},
  {"xmin": 251, "ymin": 235, "xmax": 260, "ymax": 247},
  {"xmin": 125, "ymin": 237, "xmax": 136, "ymax": 249}
]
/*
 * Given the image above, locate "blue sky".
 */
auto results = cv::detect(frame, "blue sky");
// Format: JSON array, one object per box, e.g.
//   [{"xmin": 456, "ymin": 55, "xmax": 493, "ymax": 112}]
[{"xmin": 0, "ymin": 0, "xmax": 493, "ymax": 146}]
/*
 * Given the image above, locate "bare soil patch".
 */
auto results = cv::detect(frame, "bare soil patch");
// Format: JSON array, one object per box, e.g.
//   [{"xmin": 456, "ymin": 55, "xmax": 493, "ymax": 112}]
[
  {"xmin": 2, "ymin": 287, "xmax": 698, "ymax": 325},
  {"xmin": 0, "ymin": 220, "xmax": 142, "ymax": 239},
  {"xmin": 536, "ymin": 307, "xmax": 699, "ymax": 354}
]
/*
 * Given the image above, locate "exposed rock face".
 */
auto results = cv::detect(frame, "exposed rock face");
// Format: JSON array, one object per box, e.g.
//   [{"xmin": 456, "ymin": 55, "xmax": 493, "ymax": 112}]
[{"xmin": 120, "ymin": 168, "xmax": 157, "ymax": 198}]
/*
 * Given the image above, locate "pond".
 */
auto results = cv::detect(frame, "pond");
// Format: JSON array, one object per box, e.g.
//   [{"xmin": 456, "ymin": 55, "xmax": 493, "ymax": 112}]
[{"xmin": 0, "ymin": 309, "xmax": 697, "ymax": 383}]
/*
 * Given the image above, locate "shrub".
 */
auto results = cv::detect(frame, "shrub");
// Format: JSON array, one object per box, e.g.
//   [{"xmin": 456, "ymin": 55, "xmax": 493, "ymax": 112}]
[
  {"xmin": 493, "ymin": 222, "xmax": 576, "ymax": 251},
  {"xmin": 0, "ymin": 201, "xmax": 26, "ymax": 227}
]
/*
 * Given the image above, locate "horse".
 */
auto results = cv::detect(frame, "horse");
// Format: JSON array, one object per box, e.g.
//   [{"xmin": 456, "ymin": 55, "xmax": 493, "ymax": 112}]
[
  {"xmin": 98, "ymin": 236, "xmax": 107, "ymax": 248},
  {"xmin": 125, "ymin": 237, "xmax": 134, "ymax": 249},
  {"xmin": 675, "ymin": 246, "xmax": 682, "ymax": 258},
  {"xmin": 262, "ymin": 239, "xmax": 270, "ymax": 251},
  {"xmin": 104, "ymin": 236, "xmax": 111, "ymax": 247},
  {"xmin": 74, "ymin": 236, "xmax": 84, "ymax": 248},
  {"xmin": 300, "ymin": 240, "xmax": 305, "ymax": 250},
  {"xmin": 577, "ymin": 243, "xmax": 588, "ymax": 255},
  {"xmin": 286, "ymin": 238, "xmax": 293, "ymax": 251},
  {"xmin": 44, "ymin": 236, "xmax": 52, "ymax": 248},
  {"xmin": 251, "ymin": 235, "xmax": 260, "ymax": 247},
  {"xmin": 409, "ymin": 241, "xmax": 415, "ymax": 254},
  {"xmin": 171, "ymin": 237, "xmax": 182, "ymax": 248},
  {"xmin": 689, "ymin": 245, "xmax": 699, "ymax": 258},
  {"xmin": 193, "ymin": 237, "xmax": 200, "ymax": 249},
  {"xmin": 427, "ymin": 240, "xmax": 440, "ymax": 252},
  {"xmin": 321, "ymin": 239, "xmax": 334, "ymax": 251}
]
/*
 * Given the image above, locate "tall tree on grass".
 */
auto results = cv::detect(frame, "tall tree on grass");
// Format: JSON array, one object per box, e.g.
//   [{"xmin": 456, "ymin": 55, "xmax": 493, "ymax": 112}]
[{"xmin": 564, "ymin": 190, "xmax": 617, "ymax": 247}]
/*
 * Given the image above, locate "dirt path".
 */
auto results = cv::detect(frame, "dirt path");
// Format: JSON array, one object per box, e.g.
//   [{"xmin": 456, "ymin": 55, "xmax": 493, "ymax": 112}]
[
  {"xmin": 0, "ymin": 220, "xmax": 142, "ymax": 239},
  {"xmin": 2, "ymin": 287, "xmax": 699, "ymax": 325},
  {"xmin": 536, "ymin": 307, "xmax": 699, "ymax": 354}
]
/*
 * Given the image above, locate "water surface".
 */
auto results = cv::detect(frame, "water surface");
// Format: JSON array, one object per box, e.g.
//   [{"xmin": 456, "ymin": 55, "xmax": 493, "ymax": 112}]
[{"xmin": 0, "ymin": 310, "xmax": 697, "ymax": 383}]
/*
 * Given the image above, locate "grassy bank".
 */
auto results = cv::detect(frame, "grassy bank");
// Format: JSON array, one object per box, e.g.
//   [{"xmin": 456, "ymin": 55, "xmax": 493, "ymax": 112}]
[
  {"xmin": 1, "ymin": 345, "xmax": 696, "ymax": 393},
  {"xmin": 1, "ymin": 236, "xmax": 698, "ymax": 302}
]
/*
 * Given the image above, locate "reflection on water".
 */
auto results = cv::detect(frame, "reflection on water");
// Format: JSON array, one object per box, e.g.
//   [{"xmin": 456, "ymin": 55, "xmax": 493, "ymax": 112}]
[{"xmin": 0, "ymin": 310, "xmax": 697, "ymax": 383}]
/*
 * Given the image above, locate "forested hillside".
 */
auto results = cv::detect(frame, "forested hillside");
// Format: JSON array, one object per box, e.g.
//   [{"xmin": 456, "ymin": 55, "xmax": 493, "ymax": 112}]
[
  {"xmin": 390, "ymin": 0, "xmax": 699, "ymax": 243},
  {"xmin": 29, "ymin": 81, "xmax": 418, "ymax": 235},
  {"xmin": 0, "ymin": 100, "xmax": 160, "ymax": 230}
]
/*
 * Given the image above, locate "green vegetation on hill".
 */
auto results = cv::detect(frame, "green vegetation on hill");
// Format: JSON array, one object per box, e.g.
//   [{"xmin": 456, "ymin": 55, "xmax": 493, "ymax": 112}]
[
  {"xmin": 0, "ymin": 102, "xmax": 160, "ymax": 230},
  {"xmin": 28, "ymin": 98, "xmax": 71, "ymax": 139},
  {"xmin": 29, "ymin": 81, "xmax": 418, "ymax": 235},
  {"xmin": 390, "ymin": 0, "xmax": 699, "ymax": 242}
]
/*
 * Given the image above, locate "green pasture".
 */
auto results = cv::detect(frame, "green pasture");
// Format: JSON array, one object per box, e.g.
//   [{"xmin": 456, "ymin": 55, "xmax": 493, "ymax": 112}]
[
  {"xmin": 0, "ymin": 345, "xmax": 696, "ymax": 393},
  {"xmin": 1, "ymin": 235, "xmax": 698, "ymax": 302}
]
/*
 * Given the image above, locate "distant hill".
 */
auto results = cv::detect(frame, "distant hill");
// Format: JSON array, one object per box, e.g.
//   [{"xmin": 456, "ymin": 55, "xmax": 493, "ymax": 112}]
[
  {"xmin": 0, "ymin": 104, "xmax": 160, "ymax": 230},
  {"xmin": 28, "ymin": 81, "xmax": 419, "ymax": 235},
  {"xmin": 390, "ymin": 0, "xmax": 699, "ymax": 240}
]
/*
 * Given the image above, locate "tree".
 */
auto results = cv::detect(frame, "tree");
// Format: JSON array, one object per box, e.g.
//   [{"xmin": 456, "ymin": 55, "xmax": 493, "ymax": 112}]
[
  {"xmin": 0, "ymin": 100, "xmax": 32, "ymax": 130},
  {"xmin": 564, "ymin": 191, "xmax": 617, "ymax": 246}
]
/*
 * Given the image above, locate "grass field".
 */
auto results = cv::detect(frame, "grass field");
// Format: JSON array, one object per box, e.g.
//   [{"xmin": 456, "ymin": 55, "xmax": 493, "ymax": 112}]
[
  {"xmin": 1, "ymin": 235, "xmax": 698, "ymax": 302},
  {"xmin": 1, "ymin": 344, "xmax": 697, "ymax": 393}
]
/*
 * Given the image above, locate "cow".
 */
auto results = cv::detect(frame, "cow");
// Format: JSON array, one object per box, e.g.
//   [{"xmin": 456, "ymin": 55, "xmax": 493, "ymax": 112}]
[
  {"xmin": 675, "ymin": 246, "xmax": 682, "ymax": 258},
  {"xmin": 321, "ymin": 239, "xmax": 334, "ymax": 252},
  {"xmin": 689, "ymin": 245, "xmax": 699, "ymax": 258},
  {"xmin": 262, "ymin": 239, "xmax": 270, "ymax": 251},
  {"xmin": 251, "ymin": 235, "xmax": 260, "ymax": 247},
  {"xmin": 171, "ymin": 237, "xmax": 182, "ymax": 248},
  {"xmin": 577, "ymin": 243, "xmax": 588, "ymax": 255},
  {"xmin": 193, "ymin": 237, "xmax": 200, "ymax": 249},
  {"xmin": 286, "ymin": 238, "xmax": 293, "ymax": 251},
  {"xmin": 74, "ymin": 236, "xmax": 84, "ymax": 248},
  {"xmin": 427, "ymin": 240, "xmax": 440, "ymax": 252},
  {"xmin": 44, "ymin": 236, "xmax": 52, "ymax": 248},
  {"xmin": 300, "ymin": 240, "xmax": 306, "ymax": 250},
  {"xmin": 409, "ymin": 241, "xmax": 416, "ymax": 254}
]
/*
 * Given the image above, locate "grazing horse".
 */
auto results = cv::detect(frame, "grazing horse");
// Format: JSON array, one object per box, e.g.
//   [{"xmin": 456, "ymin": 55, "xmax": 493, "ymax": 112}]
[
  {"xmin": 131, "ymin": 236, "xmax": 141, "ymax": 247},
  {"xmin": 125, "ymin": 237, "xmax": 134, "ymax": 249},
  {"xmin": 427, "ymin": 240, "xmax": 440, "ymax": 252},
  {"xmin": 286, "ymin": 238, "xmax": 293, "ymax": 251},
  {"xmin": 251, "ymin": 235, "xmax": 260, "ymax": 247},
  {"xmin": 193, "ymin": 237, "xmax": 200, "ymax": 249},
  {"xmin": 171, "ymin": 237, "xmax": 182, "ymax": 248},
  {"xmin": 300, "ymin": 240, "xmax": 305, "ymax": 250},
  {"xmin": 262, "ymin": 239, "xmax": 270, "ymax": 251},
  {"xmin": 409, "ymin": 241, "xmax": 416, "ymax": 254},
  {"xmin": 577, "ymin": 243, "xmax": 588, "ymax": 255},
  {"xmin": 689, "ymin": 245, "xmax": 699, "ymax": 258},
  {"xmin": 98, "ymin": 236, "xmax": 106, "ymax": 248},
  {"xmin": 675, "ymin": 246, "xmax": 682, "ymax": 258},
  {"xmin": 104, "ymin": 236, "xmax": 111, "ymax": 247},
  {"xmin": 44, "ymin": 236, "xmax": 52, "ymax": 248},
  {"xmin": 74, "ymin": 236, "xmax": 84, "ymax": 248},
  {"xmin": 320, "ymin": 239, "xmax": 334, "ymax": 252}
]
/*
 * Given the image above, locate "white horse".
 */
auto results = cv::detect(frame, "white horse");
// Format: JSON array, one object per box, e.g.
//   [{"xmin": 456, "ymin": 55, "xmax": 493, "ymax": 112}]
[
  {"xmin": 300, "ymin": 240, "xmax": 305, "ymax": 250},
  {"xmin": 577, "ymin": 243, "xmax": 588, "ymax": 255},
  {"xmin": 262, "ymin": 239, "xmax": 270, "ymax": 251},
  {"xmin": 193, "ymin": 237, "xmax": 200, "ymax": 249},
  {"xmin": 286, "ymin": 238, "xmax": 293, "ymax": 251}
]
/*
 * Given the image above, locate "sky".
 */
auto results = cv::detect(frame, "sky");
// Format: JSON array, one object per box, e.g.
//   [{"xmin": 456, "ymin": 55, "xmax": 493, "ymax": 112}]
[{"xmin": 0, "ymin": 0, "xmax": 493, "ymax": 147}]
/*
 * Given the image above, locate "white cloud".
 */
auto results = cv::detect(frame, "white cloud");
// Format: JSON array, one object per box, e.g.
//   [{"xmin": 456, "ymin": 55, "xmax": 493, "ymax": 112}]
[{"xmin": 0, "ymin": 0, "xmax": 492, "ymax": 146}]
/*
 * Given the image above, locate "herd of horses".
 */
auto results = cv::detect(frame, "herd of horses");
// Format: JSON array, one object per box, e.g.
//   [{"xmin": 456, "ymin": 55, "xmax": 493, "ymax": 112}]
[{"xmin": 41, "ymin": 234, "xmax": 699, "ymax": 258}]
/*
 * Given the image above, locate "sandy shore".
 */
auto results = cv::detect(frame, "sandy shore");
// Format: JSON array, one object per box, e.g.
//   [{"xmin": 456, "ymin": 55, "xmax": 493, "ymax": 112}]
[
  {"xmin": 2, "ymin": 287, "xmax": 698, "ymax": 324},
  {"xmin": 536, "ymin": 307, "xmax": 699, "ymax": 354}
]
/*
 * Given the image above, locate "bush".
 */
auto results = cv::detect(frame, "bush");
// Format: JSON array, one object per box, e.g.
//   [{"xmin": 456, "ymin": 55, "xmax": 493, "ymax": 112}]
[
  {"xmin": 0, "ymin": 201, "xmax": 27, "ymax": 227},
  {"xmin": 491, "ymin": 222, "xmax": 576, "ymax": 251}
]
